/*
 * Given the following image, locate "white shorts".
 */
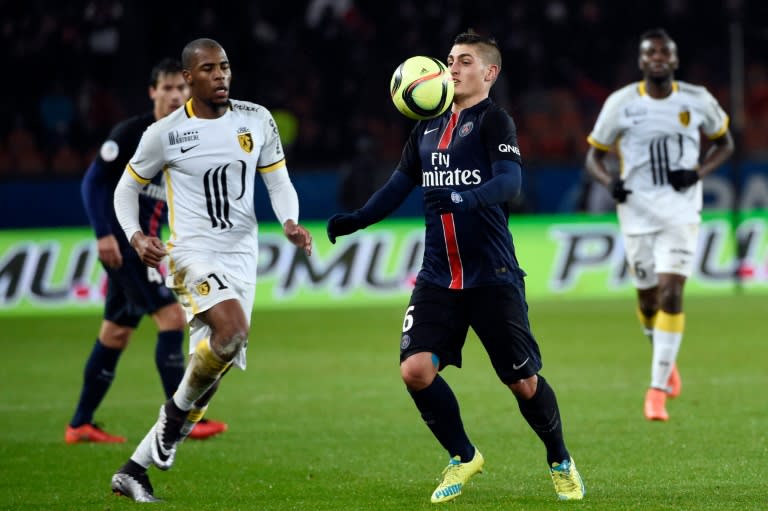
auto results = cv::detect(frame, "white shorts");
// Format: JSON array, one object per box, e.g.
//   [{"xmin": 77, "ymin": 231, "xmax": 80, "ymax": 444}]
[
  {"xmin": 165, "ymin": 261, "xmax": 255, "ymax": 370},
  {"xmin": 622, "ymin": 224, "xmax": 699, "ymax": 289}
]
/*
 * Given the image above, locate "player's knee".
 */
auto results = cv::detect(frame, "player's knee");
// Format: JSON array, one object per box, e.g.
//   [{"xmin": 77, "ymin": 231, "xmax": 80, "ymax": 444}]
[
  {"xmin": 638, "ymin": 304, "xmax": 657, "ymax": 319},
  {"xmin": 99, "ymin": 323, "xmax": 132, "ymax": 349},
  {"xmin": 153, "ymin": 303, "xmax": 186, "ymax": 330},
  {"xmin": 400, "ymin": 353, "xmax": 436, "ymax": 390},
  {"xmin": 213, "ymin": 330, "xmax": 249, "ymax": 361},
  {"xmin": 508, "ymin": 374, "xmax": 538, "ymax": 400},
  {"xmin": 658, "ymin": 284, "xmax": 684, "ymax": 312}
]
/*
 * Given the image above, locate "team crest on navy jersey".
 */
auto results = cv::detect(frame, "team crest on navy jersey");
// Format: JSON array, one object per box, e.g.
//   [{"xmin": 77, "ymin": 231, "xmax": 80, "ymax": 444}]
[
  {"xmin": 237, "ymin": 128, "xmax": 253, "ymax": 153},
  {"xmin": 458, "ymin": 122, "xmax": 474, "ymax": 137},
  {"xmin": 678, "ymin": 108, "xmax": 690, "ymax": 127}
]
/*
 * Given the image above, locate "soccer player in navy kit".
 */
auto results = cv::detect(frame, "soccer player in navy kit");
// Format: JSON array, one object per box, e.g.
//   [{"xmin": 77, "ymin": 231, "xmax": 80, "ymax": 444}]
[
  {"xmin": 327, "ymin": 31, "xmax": 585, "ymax": 502},
  {"xmin": 67, "ymin": 59, "xmax": 227, "ymax": 445}
]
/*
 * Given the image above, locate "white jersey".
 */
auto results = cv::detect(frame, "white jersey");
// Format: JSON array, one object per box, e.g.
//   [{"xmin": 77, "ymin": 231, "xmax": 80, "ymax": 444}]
[
  {"xmin": 587, "ymin": 80, "xmax": 729, "ymax": 234},
  {"xmin": 125, "ymin": 98, "xmax": 294, "ymax": 283}
]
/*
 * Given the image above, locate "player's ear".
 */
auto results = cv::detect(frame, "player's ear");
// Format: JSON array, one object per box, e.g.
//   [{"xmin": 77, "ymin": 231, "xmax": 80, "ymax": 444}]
[
  {"xmin": 670, "ymin": 53, "xmax": 680, "ymax": 71},
  {"xmin": 485, "ymin": 64, "xmax": 499, "ymax": 83},
  {"xmin": 182, "ymin": 69, "xmax": 193, "ymax": 86}
]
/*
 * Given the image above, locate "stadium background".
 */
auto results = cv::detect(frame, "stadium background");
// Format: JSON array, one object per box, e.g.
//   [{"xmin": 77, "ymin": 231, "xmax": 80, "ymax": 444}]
[
  {"xmin": 1, "ymin": 3, "xmax": 767, "ymax": 510},
  {"xmin": 1, "ymin": 0, "xmax": 767, "ymax": 225}
]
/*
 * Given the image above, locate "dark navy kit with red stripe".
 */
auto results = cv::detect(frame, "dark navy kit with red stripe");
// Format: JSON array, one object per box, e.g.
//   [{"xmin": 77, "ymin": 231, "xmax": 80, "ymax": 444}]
[{"xmin": 396, "ymin": 98, "xmax": 523, "ymax": 290}]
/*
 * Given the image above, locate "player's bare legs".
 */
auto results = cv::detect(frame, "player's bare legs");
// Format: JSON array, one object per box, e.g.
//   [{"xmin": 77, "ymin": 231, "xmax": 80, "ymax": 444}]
[{"xmin": 148, "ymin": 299, "xmax": 247, "ymax": 466}]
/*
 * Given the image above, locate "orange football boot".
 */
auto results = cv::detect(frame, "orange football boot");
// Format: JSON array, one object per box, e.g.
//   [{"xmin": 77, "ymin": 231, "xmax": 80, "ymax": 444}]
[
  {"xmin": 187, "ymin": 418, "xmax": 228, "ymax": 440},
  {"xmin": 65, "ymin": 423, "xmax": 126, "ymax": 444},
  {"xmin": 644, "ymin": 388, "xmax": 669, "ymax": 421},
  {"xmin": 666, "ymin": 364, "xmax": 682, "ymax": 398}
]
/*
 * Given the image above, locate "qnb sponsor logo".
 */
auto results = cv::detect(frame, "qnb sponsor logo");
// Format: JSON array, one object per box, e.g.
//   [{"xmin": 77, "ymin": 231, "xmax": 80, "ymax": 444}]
[
  {"xmin": 498, "ymin": 143, "xmax": 520, "ymax": 155},
  {"xmin": 422, "ymin": 168, "xmax": 482, "ymax": 187}
]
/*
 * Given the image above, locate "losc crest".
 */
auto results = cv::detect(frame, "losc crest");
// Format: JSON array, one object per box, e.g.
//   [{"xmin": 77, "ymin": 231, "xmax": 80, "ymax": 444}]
[{"xmin": 237, "ymin": 130, "xmax": 253, "ymax": 153}]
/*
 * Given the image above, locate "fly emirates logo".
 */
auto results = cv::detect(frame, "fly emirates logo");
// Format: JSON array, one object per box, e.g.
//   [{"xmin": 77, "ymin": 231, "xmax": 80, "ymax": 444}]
[{"xmin": 422, "ymin": 152, "xmax": 481, "ymax": 187}]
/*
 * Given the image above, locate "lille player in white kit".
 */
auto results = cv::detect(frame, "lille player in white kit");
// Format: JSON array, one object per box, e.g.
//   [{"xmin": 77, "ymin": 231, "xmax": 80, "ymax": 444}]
[
  {"xmin": 110, "ymin": 38, "xmax": 312, "ymax": 502},
  {"xmin": 585, "ymin": 28, "xmax": 733, "ymax": 421}
]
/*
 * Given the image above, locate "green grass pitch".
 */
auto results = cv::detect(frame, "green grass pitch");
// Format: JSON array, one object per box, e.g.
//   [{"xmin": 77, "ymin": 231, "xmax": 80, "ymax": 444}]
[{"xmin": 0, "ymin": 294, "xmax": 766, "ymax": 510}]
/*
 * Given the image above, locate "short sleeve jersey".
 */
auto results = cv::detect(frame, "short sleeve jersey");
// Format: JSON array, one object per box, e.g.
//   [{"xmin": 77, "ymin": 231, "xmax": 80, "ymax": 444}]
[
  {"xmin": 587, "ymin": 80, "xmax": 729, "ymax": 234},
  {"xmin": 126, "ymin": 99, "xmax": 285, "ymax": 282},
  {"xmin": 92, "ymin": 112, "xmax": 166, "ymax": 247},
  {"xmin": 396, "ymin": 98, "xmax": 523, "ymax": 289}
]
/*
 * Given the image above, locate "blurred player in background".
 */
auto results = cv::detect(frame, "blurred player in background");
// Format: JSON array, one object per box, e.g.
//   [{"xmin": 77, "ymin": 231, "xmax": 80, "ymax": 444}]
[
  {"xmin": 327, "ymin": 30, "xmax": 585, "ymax": 502},
  {"xmin": 585, "ymin": 28, "xmax": 734, "ymax": 421},
  {"xmin": 67, "ymin": 58, "xmax": 227, "ymax": 444},
  {"xmin": 110, "ymin": 38, "xmax": 312, "ymax": 502}
]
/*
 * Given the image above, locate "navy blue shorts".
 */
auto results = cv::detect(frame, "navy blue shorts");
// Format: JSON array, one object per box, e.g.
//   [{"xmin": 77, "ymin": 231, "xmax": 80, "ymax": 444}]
[
  {"xmin": 399, "ymin": 275, "xmax": 542, "ymax": 384},
  {"xmin": 103, "ymin": 253, "xmax": 176, "ymax": 328}
]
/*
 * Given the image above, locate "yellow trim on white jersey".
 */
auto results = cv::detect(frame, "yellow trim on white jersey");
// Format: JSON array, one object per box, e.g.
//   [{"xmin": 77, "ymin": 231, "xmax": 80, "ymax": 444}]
[
  {"xmin": 258, "ymin": 158, "xmax": 286, "ymax": 174},
  {"xmin": 637, "ymin": 80, "xmax": 680, "ymax": 97},
  {"xmin": 707, "ymin": 115, "xmax": 730, "ymax": 140},
  {"xmin": 126, "ymin": 163, "xmax": 151, "ymax": 185},
  {"xmin": 163, "ymin": 165, "xmax": 176, "ymax": 242},
  {"xmin": 588, "ymin": 79, "xmax": 729, "ymax": 234},
  {"xmin": 586, "ymin": 135, "xmax": 612, "ymax": 152},
  {"xmin": 184, "ymin": 99, "xmax": 196, "ymax": 118}
]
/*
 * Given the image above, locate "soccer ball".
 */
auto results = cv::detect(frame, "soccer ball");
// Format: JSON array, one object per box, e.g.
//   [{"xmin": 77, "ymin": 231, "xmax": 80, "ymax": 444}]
[{"xmin": 390, "ymin": 56, "xmax": 454, "ymax": 120}]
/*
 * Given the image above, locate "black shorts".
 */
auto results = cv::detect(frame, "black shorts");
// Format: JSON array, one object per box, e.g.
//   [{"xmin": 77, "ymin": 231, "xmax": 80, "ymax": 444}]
[
  {"xmin": 399, "ymin": 276, "xmax": 542, "ymax": 384},
  {"xmin": 103, "ymin": 253, "xmax": 176, "ymax": 328}
]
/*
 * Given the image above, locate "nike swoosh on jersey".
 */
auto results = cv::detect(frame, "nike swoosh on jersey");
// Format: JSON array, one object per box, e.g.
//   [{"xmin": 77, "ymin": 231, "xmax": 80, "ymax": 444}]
[
  {"xmin": 424, "ymin": 127, "xmax": 439, "ymax": 135},
  {"xmin": 512, "ymin": 357, "xmax": 530, "ymax": 370},
  {"xmin": 180, "ymin": 144, "xmax": 200, "ymax": 153}
]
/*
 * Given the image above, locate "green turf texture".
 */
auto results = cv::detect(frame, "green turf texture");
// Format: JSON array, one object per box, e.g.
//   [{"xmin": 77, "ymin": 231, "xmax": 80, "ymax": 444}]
[{"xmin": 0, "ymin": 294, "xmax": 766, "ymax": 510}]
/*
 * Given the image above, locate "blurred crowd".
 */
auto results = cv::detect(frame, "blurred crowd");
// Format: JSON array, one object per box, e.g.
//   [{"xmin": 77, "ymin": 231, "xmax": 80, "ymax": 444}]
[{"xmin": 1, "ymin": 0, "xmax": 766, "ymax": 182}]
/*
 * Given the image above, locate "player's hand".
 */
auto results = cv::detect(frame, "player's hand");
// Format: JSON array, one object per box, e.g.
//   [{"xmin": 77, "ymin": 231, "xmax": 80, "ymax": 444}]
[
  {"xmin": 326, "ymin": 212, "xmax": 363, "ymax": 244},
  {"xmin": 668, "ymin": 169, "xmax": 700, "ymax": 191},
  {"xmin": 423, "ymin": 188, "xmax": 477, "ymax": 213},
  {"xmin": 284, "ymin": 220, "xmax": 312, "ymax": 256},
  {"xmin": 129, "ymin": 232, "xmax": 166, "ymax": 269},
  {"xmin": 609, "ymin": 178, "xmax": 632, "ymax": 203},
  {"xmin": 97, "ymin": 234, "xmax": 123, "ymax": 269}
]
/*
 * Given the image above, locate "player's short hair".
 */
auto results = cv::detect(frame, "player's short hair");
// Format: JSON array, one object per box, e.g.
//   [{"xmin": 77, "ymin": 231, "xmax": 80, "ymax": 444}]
[
  {"xmin": 181, "ymin": 38, "xmax": 224, "ymax": 70},
  {"xmin": 149, "ymin": 58, "xmax": 183, "ymax": 88},
  {"xmin": 639, "ymin": 28, "xmax": 675, "ymax": 47},
  {"xmin": 453, "ymin": 29, "xmax": 502, "ymax": 70}
]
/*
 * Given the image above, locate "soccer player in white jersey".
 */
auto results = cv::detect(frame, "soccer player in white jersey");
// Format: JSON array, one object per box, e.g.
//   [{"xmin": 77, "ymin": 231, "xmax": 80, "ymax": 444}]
[
  {"xmin": 109, "ymin": 38, "xmax": 313, "ymax": 502},
  {"xmin": 585, "ymin": 28, "xmax": 734, "ymax": 421}
]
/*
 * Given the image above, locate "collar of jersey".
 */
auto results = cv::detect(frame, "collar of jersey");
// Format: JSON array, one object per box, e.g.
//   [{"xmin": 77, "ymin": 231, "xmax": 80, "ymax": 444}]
[
  {"xmin": 637, "ymin": 80, "xmax": 679, "ymax": 97},
  {"xmin": 184, "ymin": 98, "xmax": 233, "ymax": 118}
]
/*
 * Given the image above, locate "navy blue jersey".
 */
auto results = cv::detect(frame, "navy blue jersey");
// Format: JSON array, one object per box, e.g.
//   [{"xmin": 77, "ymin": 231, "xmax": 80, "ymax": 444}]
[
  {"xmin": 81, "ymin": 111, "xmax": 166, "ymax": 251},
  {"xmin": 396, "ymin": 98, "xmax": 523, "ymax": 289}
]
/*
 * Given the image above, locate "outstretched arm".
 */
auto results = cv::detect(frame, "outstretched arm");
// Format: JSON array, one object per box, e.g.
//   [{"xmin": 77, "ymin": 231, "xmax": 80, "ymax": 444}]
[{"xmin": 327, "ymin": 170, "xmax": 416, "ymax": 244}]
